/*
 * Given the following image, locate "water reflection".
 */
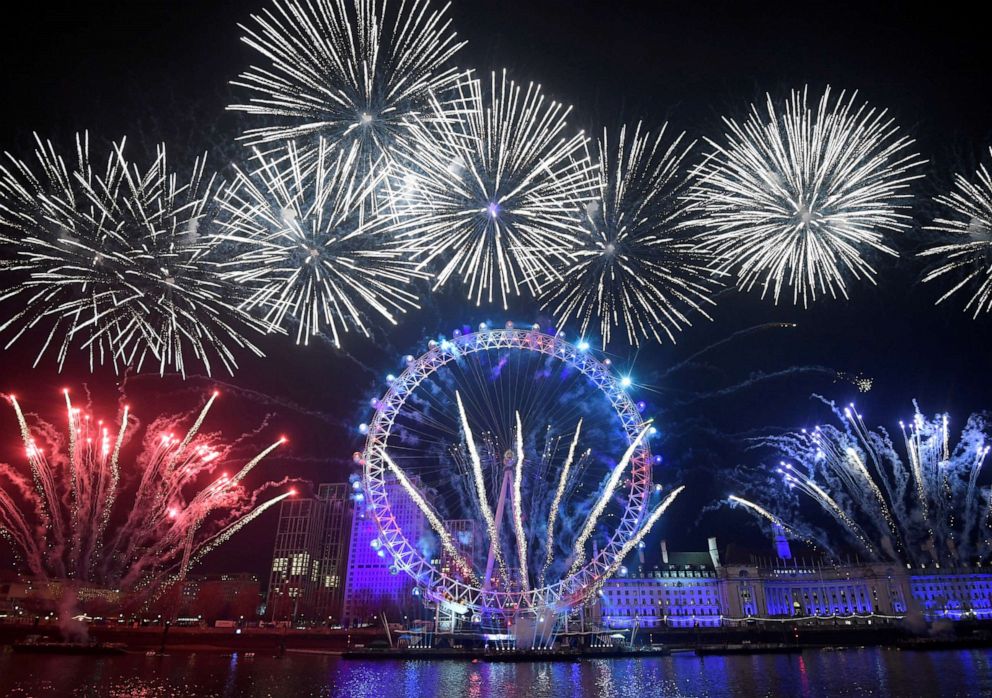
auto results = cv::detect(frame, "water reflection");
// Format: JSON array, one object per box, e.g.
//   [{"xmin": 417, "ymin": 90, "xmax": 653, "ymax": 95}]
[{"xmin": 1, "ymin": 648, "xmax": 991, "ymax": 697}]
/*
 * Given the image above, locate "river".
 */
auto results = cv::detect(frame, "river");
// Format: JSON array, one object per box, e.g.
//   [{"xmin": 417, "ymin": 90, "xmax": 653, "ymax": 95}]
[{"xmin": 2, "ymin": 646, "xmax": 992, "ymax": 696}]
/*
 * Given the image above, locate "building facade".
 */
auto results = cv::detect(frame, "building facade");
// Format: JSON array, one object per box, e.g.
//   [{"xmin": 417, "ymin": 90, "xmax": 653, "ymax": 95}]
[
  {"xmin": 597, "ymin": 541, "xmax": 992, "ymax": 628},
  {"xmin": 341, "ymin": 476, "xmax": 426, "ymax": 626},
  {"xmin": 171, "ymin": 573, "xmax": 261, "ymax": 623},
  {"xmin": 267, "ymin": 483, "xmax": 350, "ymax": 624}
]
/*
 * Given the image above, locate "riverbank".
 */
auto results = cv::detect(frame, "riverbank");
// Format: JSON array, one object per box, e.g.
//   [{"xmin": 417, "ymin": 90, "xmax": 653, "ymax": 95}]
[{"xmin": 3, "ymin": 620, "xmax": 992, "ymax": 657}]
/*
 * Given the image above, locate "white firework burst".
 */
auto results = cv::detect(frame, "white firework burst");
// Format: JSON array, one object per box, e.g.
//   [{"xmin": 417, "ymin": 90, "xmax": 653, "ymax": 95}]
[
  {"xmin": 541, "ymin": 122, "xmax": 718, "ymax": 347},
  {"xmin": 217, "ymin": 139, "xmax": 421, "ymax": 346},
  {"xmin": 0, "ymin": 133, "xmax": 265, "ymax": 376},
  {"xmin": 685, "ymin": 86, "xmax": 925, "ymax": 306},
  {"xmin": 387, "ymin": 70, "xmax": 598, "ymax": 308},
  {"xmin": 229, "ymin": 0, "xmax": 464, "ymax": 165},
  {"xmin": 919, "ymin": 148, "xmax": 992, "ymax": 316}
]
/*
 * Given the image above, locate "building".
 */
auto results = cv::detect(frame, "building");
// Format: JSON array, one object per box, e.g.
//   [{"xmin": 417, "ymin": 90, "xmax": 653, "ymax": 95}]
[
  {"xmin": 341, "ymin": 476, "xmax": 426, "ymax": 626},
  {"xmin": 171, "ymin": 573, "xmax": 261, "ymax": 624},
  {"xmin": 598, "ymin": 539, "xmax": 724, "ymax": 628},
  {"xmin": 267, "ymin": 483, "xmax": 350, "ymax": 624},
  {"xmin": 595, "ymin": 537, "xmax": 992, "ymax": 628},
  {"xmin": 909, "ymin": 569, "xmax": 992, "ymax": 620}
]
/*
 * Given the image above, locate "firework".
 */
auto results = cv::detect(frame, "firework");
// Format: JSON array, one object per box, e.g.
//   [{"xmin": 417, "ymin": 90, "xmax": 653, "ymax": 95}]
[
  {"xmin": 229, "ymin": 0, "xmax": 464, "ymax": 167},
  {"xmin": 380, "ymin": 448, "xmax": 478, "ymax": 585},
  {"xmin": 731, "ymin": 400, "xmax": 992, "ymax": 565},
  {"xmin": 455, "ymin": 390, "xmax": 506, "ymax": 582},
  {"xmin": 920, "ymin": 147, "xmax": 992, "ymax": 316},
  {"xmin": 0, "ymin": 390, "xmax": 290, "ymax": 600},
  {"xmin": 512, "ymin": 411, "xmax": 529, "ymax": 591},
  {"xmin": 411, "ymin": 395, "xmax": 662, "ymax": 593},
  {"xmin": 541, "ymin": 123, "xmax": 717, "ymax": 346},
  {"xmin": 540, "ymin": 418, "xmax": 582, "ymax": 586},
  {"xmin": 568, "ymin": 422, "xmax": 652, "ymax": 577},
  {"xmin": 386, "ymin": 71, "xmax": 598, "ymax": 308},
  {"xmin": 598, "ymin": 485, "xmax": 685, "ymax": 582},
  {"xmin": 0, "ymin": 134, "xmax": 266, "ymax": 376},
  {"xmin": 216, "ymin": 139, "xmax": 421, "ymax": 346},
  {"xmin": 685, "ymin": 86, "xmax": 925, "ymax": 306}
]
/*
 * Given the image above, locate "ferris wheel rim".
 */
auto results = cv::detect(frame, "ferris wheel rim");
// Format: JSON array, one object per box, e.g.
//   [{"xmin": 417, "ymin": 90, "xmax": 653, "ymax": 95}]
[{"xmin": 361, "ymin": 326, "xmax": 653, "ymax": 614}]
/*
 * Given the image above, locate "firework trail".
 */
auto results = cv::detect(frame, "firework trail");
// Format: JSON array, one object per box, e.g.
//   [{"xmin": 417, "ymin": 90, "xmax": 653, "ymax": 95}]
[
  {"xmin": 598, "ymin": 486, "xmax": 685, "ymax": 582},
  {"xmin": 920, "ymin": 147, "xmax": 992, "ymax": 316},
  {"xmin": 568, "ymin": 423, "xmax": 652, "ymax": 577},
  {"xmin": 0, "ymin": 390, "xmax": 289, "ymax": 599},
  {"xmin": 381, "ymin": 448, "xmax": 478, "ymax": 585},
  {"xmin": 540, "ymin": 418, "xmax": 582, "ymax": 586},
  {"xmin": 230, "ymin": 0, "xmax": 464, "ymax": 173},
  {"xmin": 455, "ymin": 391, "xmax": 506, "ymax": 582},
  {"xmin": 541, "ymin": 122, "xmax": 718, "ymax": 347},
  {"xmin": 0, "ymin": 134, "xmax": 266, "ymax": 376},
  {"xmin": 217, "ymin": 139, "xmax": 422, "ymax": 346},
  {"xmin": 685, "ymin": 86, "xmax": 925, "ymax": 306},
  {"xmin": 659, "ymin": 322, "xmax": 797, "ymax": 379},
  {"xmin": 386, "ymin": 70, "xmax": 598, "ymax": 308},
  {"xmin": 512, "ymin": 411, "xmax": 529, "ymax": 591},
  {"xmin": 728, "ymin": 495, "xmax": 789, "ymax": 529},
  {"xmin": 188, "ymin": 490, "xmax": 294, "ymax": 569},
  {"xmin": 732, "ymin": 399, "xmax": 992, "ymax": 565}
]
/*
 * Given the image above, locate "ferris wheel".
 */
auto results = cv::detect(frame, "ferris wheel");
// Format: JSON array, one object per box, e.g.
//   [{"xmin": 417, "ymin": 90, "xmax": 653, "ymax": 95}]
[{"xmin": 360, "ymin": 323, "xmax": 654, "ymax": 616}]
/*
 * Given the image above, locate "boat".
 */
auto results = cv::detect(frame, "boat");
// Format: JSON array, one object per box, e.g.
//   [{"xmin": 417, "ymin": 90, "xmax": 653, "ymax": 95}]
[{"xmin": 695, "ymin": 643, "xmax": 801, "ymax": 656}]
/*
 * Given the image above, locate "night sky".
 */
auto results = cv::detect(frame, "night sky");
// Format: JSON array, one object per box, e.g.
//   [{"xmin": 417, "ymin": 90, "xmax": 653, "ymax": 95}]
[{"xmin": 1, "ymin": 0, "xmax": 990, "ymax": 579}]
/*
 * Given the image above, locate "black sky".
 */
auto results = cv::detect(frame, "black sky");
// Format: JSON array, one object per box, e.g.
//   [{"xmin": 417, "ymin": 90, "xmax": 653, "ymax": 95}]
[{"xmin": 1, "ymin": 1, "xmax": 990, "ymax": 579}]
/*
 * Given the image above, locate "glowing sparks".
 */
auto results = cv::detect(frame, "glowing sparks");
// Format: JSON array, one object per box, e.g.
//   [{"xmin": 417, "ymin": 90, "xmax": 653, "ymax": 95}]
[
  {"xmin": 733, "ymin": 401, "xmax": 992, "ymax": 565},
  {"xmin": 512, "ymin": 411, "xmax": 529, "ymax": 591},
  {"xmin": 454, "ymin": 390, "xmax": 506, "ymax": 582},
  {"xmin": 381, "ymin": 449, "xmax": 479, "ymax": 585},
  {"xmin": 920, "ymin": 147, "xmax": 992, "ymax": 316},
  {"xmin": 0, "ymin": 134, "xmax": 266, "ymax": 376},
  {"xmin": 229, "ymin": 0, "xmax": 464, "ymax": 168},
  {"xmin": 188, "ymin": 491, "xmax": 294, "ymax": 569},
  {"xmin": 387, "ymin": 70, "xmax": 598, "ymax": 307},
  {"xmin": 600, "ymin": 486, "xmax": 685, "ymax": 580},
  {"xmin": 0, "ymin": 391, "xmax": 286, "ymax": 598},
  {"xmin": 685, "ymin": 86, "xmax": 925, "ymax": 306},
  {"xmin": 569, "ymin": 423, "xmax": 652, "ymax": 577},
  {"xmin": 727, "ymin": 495, "xmax": 790, "ymax": 529},
  {"xmin": 217, "ymin": 139, "xmax": 421, "ymax": 346},
  {"xmin": 541, "ymin": 122, "xmax": 718, "ymax": 347},
  {"xmin": 541, "ymin": 418, "xmax": 582, "ymax": 585}
]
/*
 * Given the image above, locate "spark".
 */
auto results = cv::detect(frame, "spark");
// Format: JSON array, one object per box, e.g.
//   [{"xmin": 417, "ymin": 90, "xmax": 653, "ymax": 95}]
[
  {"xmin": 386, "ymin": 70, "xmax": 598, "ymax": 308},
  {"xmin": 0, "ymin": 391, "xmax": 286, "ymax": 599},
  {"xmin": 685, "ymin": 86, "xmax": 925, "ymax": 306},
  {"xmin": 540, "ymin": 418, "xmax": 582, "ymax": 586},
  {"xmin": 381, "ymin": 449, "xmax": 479, "ymax": 585},
  {"xmin": 0, "ymin": 134, "xmax": 267, "ymax": 376},
  {"xmin": 455, "ymin": 390, "xmax": 506, "ymax": 579},
  {"xmin": 541, "ymin": 122, "xmax": 718, "ymax": 347},
  {"xmin": 569, "ymin": 422, "xmax": 652, "ymax": 577},
  {"xmin": 217, "ymin": 139, "xmax": 421, "ymax": 346},
  {"xmin": 920, "ymin": 147, "xmax": 992, "ymax": 316},
  {"xmin": 734, "ymin": 401, "xmax": 992, "ymax": 565},
  {"xmin": 599, "ymin": 486, "xmax": 685, "ymax": 581},
  {"xmin": 229, "ymin": 0, "xmax": 465, "ymax": 174},
  {"xmin": 512, "ymin": 411, "xmax": 528, "ymax": 591}
]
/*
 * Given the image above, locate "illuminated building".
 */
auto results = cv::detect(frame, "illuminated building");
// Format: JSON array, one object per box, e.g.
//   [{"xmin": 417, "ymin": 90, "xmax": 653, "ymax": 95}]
[
  {"xmin": 267, "ymin": 483, "xmax": 351, "ymax": 624},
  {"xmin": 594, "ymin": 537, "xmax": 992, "ymax": 627},
  {"xmin": 341, "ymin": 475, "xmax": 426, "ymax": 626}
]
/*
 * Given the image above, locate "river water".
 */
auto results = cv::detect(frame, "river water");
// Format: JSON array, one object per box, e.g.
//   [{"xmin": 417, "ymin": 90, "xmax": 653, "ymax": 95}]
[{"xmin": 2, "ymin": 647, "xmax": 992, "ymax": 697}]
